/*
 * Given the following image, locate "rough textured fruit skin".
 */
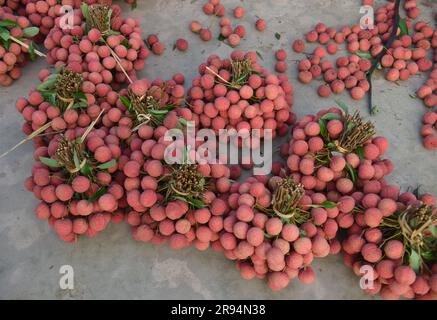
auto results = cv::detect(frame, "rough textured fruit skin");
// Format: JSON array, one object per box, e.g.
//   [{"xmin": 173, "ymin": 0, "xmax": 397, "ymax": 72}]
[{"xmin": 186, "ymin": 51, "xmax": 294, "ymax": 140}]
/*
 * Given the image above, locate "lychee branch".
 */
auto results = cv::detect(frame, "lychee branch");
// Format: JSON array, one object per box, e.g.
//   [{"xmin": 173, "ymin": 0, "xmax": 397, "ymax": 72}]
[{"xmin": 366, "ymin": 0, "xmax": 402, "ymax": 115}]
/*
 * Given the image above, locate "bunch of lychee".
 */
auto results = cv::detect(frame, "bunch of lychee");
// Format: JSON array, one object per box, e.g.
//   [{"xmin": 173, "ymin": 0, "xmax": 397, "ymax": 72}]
[
  {"xmin": 120, "ymin": 78, "xmax": 234, "ymax": 250},
  {"xmin": 282, "ymin": 106, "xmax": 393, "ymax": 198},
  {"xmin": 218, "ymin": 175, "xmax": 341, "ymax": 291},
  {"xmin": 17, "ymin": 67, "xmax": 128, "ymax": 241},
  {"xmin": 187, "ymin": 50, "xmax": 295, "ymax": 142},
  {"xmin": 0, "ymin": 7, "xmax": 39, "ymax": 86},
  {"xmin": 44, "ymin": 3, "xmax": 149, "ymax": 90},
  {"xmin": 26, "ymin": 127, "xmax": 125, "ymax": 242},
  {"xmin": 341, "ymin": 185, "xmax": 437, "ymax": 300}
]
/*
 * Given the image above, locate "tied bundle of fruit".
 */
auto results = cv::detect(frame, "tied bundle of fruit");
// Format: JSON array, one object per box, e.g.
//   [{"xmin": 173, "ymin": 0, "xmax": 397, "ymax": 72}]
[
  {"xmin": 341, "ymin": 185, "xmax": 437, "ymax": 300},
  {"xmin": 187, "ymin": 50, "xmax": 294, "ymax": 141},
  {"xmin": 126, "ymin": 103, "xmax": 232, "ymax": 250},
  {"xmin": 130, "ymin": 156, "xmax": 232, "ymax": 251},
  {"xmin": 0, "ymin": 8, "xmax": 43, "ymax": 86},
  {"xmin": 2, "ymin": 66, "xmax": 119, "ymax": 159},
  {"xmin": 14, "ymin": 1, "xmax": 138, "ymax": 43},
  {"xmin": 26, "ymin": 115, "xmax": 126, "ymax": 242},
  {"xmin": 282, "ymin": 103, "xmax": 393, "ymax": 198},
  {"xmin": 44, "ymin": 3, "xmax": 148, "ymax": 90},
  {"xmin": 217, "ymin": 175, "xmax": 341, "ymax": 291},
  {"xmin": 116, "ymin": 77, "xmax": 185, "ymax": 135},
  {"xmin": 22, "ymin": 0, "xmax": 78, "ymax": 43}
]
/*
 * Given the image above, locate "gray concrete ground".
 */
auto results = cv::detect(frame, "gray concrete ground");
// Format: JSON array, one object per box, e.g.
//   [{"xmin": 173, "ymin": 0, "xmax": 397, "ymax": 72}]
[{"xmin": 0, "ymin": 0, "xmax": 436, "ymax": 299}]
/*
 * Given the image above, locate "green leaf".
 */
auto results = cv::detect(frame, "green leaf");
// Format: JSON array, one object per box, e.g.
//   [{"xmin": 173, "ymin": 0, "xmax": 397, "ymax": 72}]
[
  {"xmin": 321, "ymin": 113, "xmax": 342, "ymax": 121},
  {"xmin": 39, "ymin": 156, "xmax": 61, "ymax": 168},
  {"xmin": 421, "ymin": 249, "xmax": 436, "ymax": 261},
  {"xmin": 38, "ymin": 73, "xmax": 57, "ymax": 91},
  {"xmin": 256, "ymin": 51, "xmax": 264, "ymax": 61},
  {"xmin": 346, "ymin": 121, "xmax": 355, "ymax": 133},
  {"xmin": 174, "ymin": 196, "xmax": 205, "ymax": 209},
  {"xmin": 28, "ymin": 41, "xmax": 37, "ymax": 61},
  {"xmin": 81, "ymin": 3, "xmax": 91, "ymax": 33},
  {"xmin": 355, "ymin": 146, "xmax": 364, "ymax": 160},
  {"xmin": 87, "ymin": 187, "xmax": 108, "ymax": 204},
  {"xmin": 299, "ymin": 229, "xmax": 307, "ymax": 237},
  {"xmin": 149, "ymin": 109, "xmax": 170, "ymax": 115},
  {"xmin": 54, "ymin": 64, "xmax": 65, "ymax": 74},
  {"xmin": 335, "ymin": 100, "xmax": 350, "ymax": 115},
  {"xmin": 121, "ymin": 39, "xmax": 131, "ymax": 49},
  {"xmin": 218, "ymin": 34, "xmax": 226, "ymax": 41},
  {"xmin": 40, "ymin": 91, "xmax": 57, "ymax": 106},
  {"xmin": 73, "ymin": 149, "xmax": 80, "ymax": 169},
  {"xmin": 106, "ymin": 30, "xmax": 120, "ymax": 36},
  {"xmin": 74, "ymin": 91, "xmax": 87, "ymax": 100},
  {"xmin": 274, "ymin": 32, "xmax": 281, "ymax": 40},
  {"xmin": 320, "ymin": 201, "xmax": 337, "ymax": 209},
  {"xmin": 73, "ymin": 101, "xmax": 88, "ymax": 109},
  {"xmin": 399, "ymin": 17, "xmax": 408, "ymax": 36},
  {"xmin": 119, "ymin": 95, "xmax": 132, "ymax": 110},
  {"xmin": 318, "ymin": 119, "xmax": 328, "ymax": 141},
  {"xmin": 412, "ymin": 185, "xmax": 421, "ymax": 198},
  {"xmin": 356, "ymin": 51, "xmax": 372, "ymax": 60},
  {"xmin": 0, "ymin": 27, "xmax": 11, "ymax": 42},
  {"xmin": 409, "ymin": 249, "xmax": 421, "ymax": 274},
  {"xmin": 0, "ymin": 20, "xmax": 18, "ymax": 28},
  {"xmin": 263, "ymin": 232, "xmax": 273, "ymax": 239},
  {"xmin": 72, "ymin": 92, "xmax": 88, "ymax": 108},
  {"xmin": 308, "ymin": 201, "xmax": 337, "ymax": 209},
  {"xmin": 97, "ymin": 159, "xmax": 117, "ymax": 170},
  {"xmin": 346, "ymin": 163, "xmax": 357, "ymax": 183},
  {"xmin": 80, "ymin": 163, "xmax": 92, "ymax": 176},
  {"xmin": 22, "ymin": 27, "xmax": 39, "ymax": 38},
  {"xmin": 178, "ymin": 118, "xmax": 188, "ymax": 127},
  {"xmin": 188, "ymin": 198, "xmax": 205, "ymax": 209},
  {"xmin": 131, "ymin": 1, "xmax": 138, "ymax": 10}
]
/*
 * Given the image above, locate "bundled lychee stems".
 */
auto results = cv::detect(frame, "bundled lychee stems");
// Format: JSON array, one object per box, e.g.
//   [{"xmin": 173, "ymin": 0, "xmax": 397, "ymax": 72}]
[
  {"xmin": 260, "ymin": 177, "xmax": 310, "ymax": 225},
  {"xmin": 230, "ymin": 59, "xmax": 253, "ymax": 88},
  {"xmin": 206, "ymin": 58, "xmax": 256, "ymax": 90},
  {"xmin": 55, "ymin": 136, "xmax": 90, "ymax": 174},
  {"xmin": 48, "ymin": 108, "xmax": 105, "ymax": 177},
  {"xmin": 127, "ymin": 88, "xmax": 174, "ymax": 129},
  {"xmin": 88, "ymin": 4, "xmax": 112, "ymax": 34},
  {"xmin": 0, "ymin": 68, "xmax": 85, "ymax": 159},
  {"xmin": 160, "ymin": 164, "xmax": 207, "ymax": 208},
  {"xmin": 168, "ymin": 164, "xmax": 205, "ymax": 197},
  {"xmin": 381, "ymin": 205, "xmax": 437, "ymax": 274},
  {"xmin": 335, "ymin": 111, "xmax": 376, "ymax": 153},
  {"xmin": 54, "ymin": 68, "xmax": 84, "ymax": 110},
  {"xmin": 399, "ymin": 206, "xmax": 437, "ymax": 264}
]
